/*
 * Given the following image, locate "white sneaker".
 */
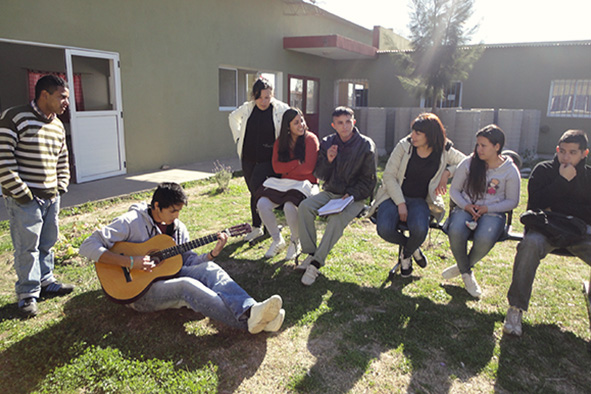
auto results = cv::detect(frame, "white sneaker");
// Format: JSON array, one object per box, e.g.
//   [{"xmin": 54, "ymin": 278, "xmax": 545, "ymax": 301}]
[
  {"xmin": 442, "ymin": 264, "xmax": 461, "ymax": 279},
  {"xmin": 244, "ymin": 227, "xmax": 264, "ymax": 242},
  {"xmin": 301, "ymin": 264, "xmax": 319, "ymax": 286},
  {"xmin": 503, "ymin": 306, "xmax": 523, "ymax": 336},
  {"xmin": 285, "ymin": 240, "xmax": 301, "ymax": 261},
  {"xmin": 248, "ymin": 295, "xmax": 282, "ymax": 334},
  {"xmin": 264, "ymin": 308, "xmax": 285, "ymax": 332},
  {"xmin": 295, "ymin": 255, "xmax": 314, "ymax": 271},
  {"xmin": 461, "ymin": 272, "xmax": 482, "ymax": 298},
  {"xmin": 264, "ymin": 235, "xmax": 286, "ymax": 258}
]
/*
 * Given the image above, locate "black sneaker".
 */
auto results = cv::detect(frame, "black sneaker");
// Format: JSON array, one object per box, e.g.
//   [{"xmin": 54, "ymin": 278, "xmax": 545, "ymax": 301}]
[
  {"xmin": 412, "ymin": 248, "xmax": 428, "ymax": 268},
  {"xmin": 18, "ymin": 297, "xmax": 38, "ymax": 317},
  {"xmin": 41, "ymin": 282, "xmax": 74, "ymax": 297},
  {"xmin": 399, "ymin": 255, "xmax": 413, "ymax": 278}
]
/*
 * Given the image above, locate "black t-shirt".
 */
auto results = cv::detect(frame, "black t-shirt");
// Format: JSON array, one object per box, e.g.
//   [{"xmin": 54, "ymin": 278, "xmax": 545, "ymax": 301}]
[
  {"xmin": 401, "ymin": 147, "xmax": 440, "ymax": 199},
  {"xmin": 242, "ymin": 104, "xmax": 275, "ymax": 163}
]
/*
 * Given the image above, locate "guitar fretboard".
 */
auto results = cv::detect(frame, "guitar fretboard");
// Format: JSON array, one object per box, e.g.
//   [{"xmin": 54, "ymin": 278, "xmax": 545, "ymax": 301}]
[{"xmin": 155, "ymin": 233, "xmax": 219, "ymax": 260}]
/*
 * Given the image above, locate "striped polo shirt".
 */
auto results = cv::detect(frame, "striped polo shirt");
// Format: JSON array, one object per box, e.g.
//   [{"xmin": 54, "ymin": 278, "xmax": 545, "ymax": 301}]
[{"xmin": 0, "ymin": 101, "xmax": 70, "ymax": 203}]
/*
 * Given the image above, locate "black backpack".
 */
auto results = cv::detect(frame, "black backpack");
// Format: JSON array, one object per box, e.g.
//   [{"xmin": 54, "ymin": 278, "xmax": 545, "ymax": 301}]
[{"xmin": 520, "ymin": 209, "xmax": 588, "ymax": 248}]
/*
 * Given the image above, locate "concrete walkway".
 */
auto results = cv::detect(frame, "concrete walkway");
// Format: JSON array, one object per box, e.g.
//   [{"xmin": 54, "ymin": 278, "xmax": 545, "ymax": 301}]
[{"xmin": 0, "ymin": 157, "xmax": 241, "ymax": 222}]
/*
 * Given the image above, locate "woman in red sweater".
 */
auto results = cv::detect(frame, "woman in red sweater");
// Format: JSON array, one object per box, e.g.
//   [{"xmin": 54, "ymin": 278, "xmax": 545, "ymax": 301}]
[{"xmin": 256, "ymin": 108, "xmax": 319, "ymax": 260}]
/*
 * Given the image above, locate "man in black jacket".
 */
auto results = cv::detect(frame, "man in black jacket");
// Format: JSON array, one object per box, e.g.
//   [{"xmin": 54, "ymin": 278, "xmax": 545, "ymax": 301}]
[
  {"xmin": 504, "ymin": 129, "xmax": 591, "ymax": 336},
  {"xmin": 297, "ymin": 107, "xmax": 377, "ymax": 286}
]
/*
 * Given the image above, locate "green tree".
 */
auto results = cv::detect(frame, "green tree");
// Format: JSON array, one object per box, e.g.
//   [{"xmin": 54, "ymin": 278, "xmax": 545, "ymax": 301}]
[{"xmin": 397, "ymin": 0, "xmax": 482, "ymax": 112}]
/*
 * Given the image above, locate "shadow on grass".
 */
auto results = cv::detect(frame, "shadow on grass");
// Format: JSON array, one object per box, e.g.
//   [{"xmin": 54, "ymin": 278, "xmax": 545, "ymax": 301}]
[
  {"xmin": 3, "ymin": 247, "xmax": 590, "ymax": 393},
  {"xmin": 496, "ymin": 322, "xmax": 591, "ymax": 392},
  {"xmin": 222, "ymin": 239, "xmax": 494, "ymax": 392},
  {"xmin": 286, "ymin": 276, "xmax": 496, "ymax": 393},
  {"xmin": 282, "ymin": 272, "xmax": 591, "ymax": 393},
  {"xmin": 0, "ymin": 290, "xmax": 270, "ymax": 394}
]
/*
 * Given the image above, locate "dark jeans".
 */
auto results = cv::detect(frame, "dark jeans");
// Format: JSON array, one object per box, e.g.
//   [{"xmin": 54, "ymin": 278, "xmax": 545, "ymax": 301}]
[
  {"xmin": 241, "ymin": 159, "xmax": 275, "ymax": 228},
  {"xmin": 376, "ymin": 197, "xmax": 430, "ymax": 259}
]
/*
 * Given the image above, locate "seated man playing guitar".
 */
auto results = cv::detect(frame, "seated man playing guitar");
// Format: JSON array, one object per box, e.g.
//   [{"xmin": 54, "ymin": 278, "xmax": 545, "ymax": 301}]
[{"xmin": 80, "ymin": 182, "xmax": 284, "ymax": 334}]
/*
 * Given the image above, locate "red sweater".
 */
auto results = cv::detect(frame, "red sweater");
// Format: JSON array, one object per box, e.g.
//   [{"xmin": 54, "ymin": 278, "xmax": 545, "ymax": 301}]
[{"xmin": 272, "ymin": 132, "xmax": 319, "ymax": 183}]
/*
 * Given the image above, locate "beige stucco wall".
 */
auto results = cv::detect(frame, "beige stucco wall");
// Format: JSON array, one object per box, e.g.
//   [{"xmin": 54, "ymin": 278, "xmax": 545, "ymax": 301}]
[
  {"xmin": 0, "ymin": 0, "xmax": 374, "ymax": 174},
  {"xmin": 334, "ymin": 53, "xmax": 417, "ymax": 109},
  {"xmin": 4, "ymin": 0, "xmax": 584, "ymax": 167},
  {"xmin": 374, "ymin": 27, "xmax": 412, "ymax": 51}
]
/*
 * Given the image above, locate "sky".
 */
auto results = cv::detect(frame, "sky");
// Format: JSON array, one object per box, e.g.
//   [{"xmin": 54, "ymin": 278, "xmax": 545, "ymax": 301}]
[{"xmin": 316, "ymin": 0, "xmax": 591, "ymax": 44}]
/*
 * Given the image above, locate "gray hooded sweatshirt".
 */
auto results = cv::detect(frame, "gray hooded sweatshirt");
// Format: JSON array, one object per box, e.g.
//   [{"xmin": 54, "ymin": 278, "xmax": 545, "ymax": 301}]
[
  {"xmin": 79, "ymin": 202, "xmax": 208, "ymax": 266},
  {"xmin": 450, "ymin": 155, "xmax": 521, "ymax": 213}
]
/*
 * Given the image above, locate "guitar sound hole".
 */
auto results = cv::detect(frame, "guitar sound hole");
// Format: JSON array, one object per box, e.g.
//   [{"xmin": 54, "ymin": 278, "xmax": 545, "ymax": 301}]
[{"xmin": 150, "ymin": 255, "xmax": 162, "ymax": 265}]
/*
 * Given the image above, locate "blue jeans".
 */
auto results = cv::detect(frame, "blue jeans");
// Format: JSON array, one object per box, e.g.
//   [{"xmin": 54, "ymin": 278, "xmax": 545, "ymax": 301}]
[
  {"xmin": 376, "ymin": 197, "xmax": 430, "ymax": 258},
  {"xmin": 5, "ymin": 195, "xmax": 60, "ymax": 300},
  {"xmin": 129, "ymin": 262, "xmax": 256, "ymax": 331},
  {"xmin": 507, "ymin": 228, "xmax": 591, "ymax": 311},
  {"xmin": 447, "ymin": 208, "xmax": 506, "ymax": 274}
]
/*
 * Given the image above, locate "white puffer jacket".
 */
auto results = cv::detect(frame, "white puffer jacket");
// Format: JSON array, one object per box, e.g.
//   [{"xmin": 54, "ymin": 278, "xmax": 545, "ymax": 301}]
[
  {"xmin": 228, "ymin": 97, "xmax": 290, "ymax": 158},
  {"xmin": 367, "ymin": 136, "xmax": 466, "ymax": 222}
]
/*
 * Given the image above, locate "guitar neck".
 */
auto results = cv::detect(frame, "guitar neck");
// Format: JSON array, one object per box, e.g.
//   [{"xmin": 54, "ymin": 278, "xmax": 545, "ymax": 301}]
[{"xmin": 155, "ymin": 233, "xmax": 218, "ymax": 260}]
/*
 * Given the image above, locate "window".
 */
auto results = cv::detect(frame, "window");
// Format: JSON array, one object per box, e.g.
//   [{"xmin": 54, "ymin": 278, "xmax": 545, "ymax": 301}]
[
  {"xmin": 548, "ymin": 79, "xmax": 591, "ymax": 118},
  {"xmin": 290, "ymin": 77, "xmax": 303, "ymax": 109},
  {"xmin": 306, "ymin": 79, "xmax": 318, "ymax": 115},
  {"xmin": 218, "ymin": 68, "xmax": 237, "ymax": 110},
  {"xmin": 218, "ymin": 67, "xmax": 279, "ymax": 111},
  {"xmin": 335, "ymin": 80, "xmax": 369, "ymax": 107},
  {"xmin": 28, "ymin": 70, "xmax": 85, "ymax": 111},
  {"xmin": 421, "ymin": 82, "xmax": 462, "ymax": 109}
]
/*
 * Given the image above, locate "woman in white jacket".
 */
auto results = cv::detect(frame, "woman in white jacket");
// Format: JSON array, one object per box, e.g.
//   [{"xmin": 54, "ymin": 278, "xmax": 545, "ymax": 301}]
[
  {"xmin": 228, "ymin": 78, "xmax": 289, "ymax": 241},
  {"xmin": 367, "ymin": 113, "xmax": 465, "ymax": 277}
]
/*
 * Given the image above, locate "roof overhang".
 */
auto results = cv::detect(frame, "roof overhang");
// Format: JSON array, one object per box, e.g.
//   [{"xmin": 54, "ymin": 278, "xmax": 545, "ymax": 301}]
[{"xmin": 283, "ymin": 34, "xmax": 377, "ymax": 60}]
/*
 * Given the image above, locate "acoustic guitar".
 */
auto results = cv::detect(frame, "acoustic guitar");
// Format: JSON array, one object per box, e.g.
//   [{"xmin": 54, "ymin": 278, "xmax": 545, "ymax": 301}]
[{"xmin": 95, "ymin": 223, "xmax": 251, "ymax": 304}]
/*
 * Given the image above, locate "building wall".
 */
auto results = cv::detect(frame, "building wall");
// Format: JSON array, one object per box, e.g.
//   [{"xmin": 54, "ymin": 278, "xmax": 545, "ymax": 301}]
[
  {"xmin": 462, "ymin": 43, "xmax": 591, "ymax": 153},
  {"xmin": 0, "ymin": 0, "xmax": 374, "ymax": 173},
  {"xmin": 334, "ymin": 53, "xmax": 416, "ymax": 109},
  {"xmin": 336, "ymin": 44, "xmax": 591, "ymax": 154},
  {"xmin": 4, "ymin": 0, "xmax": 585, "ymax": 166}
]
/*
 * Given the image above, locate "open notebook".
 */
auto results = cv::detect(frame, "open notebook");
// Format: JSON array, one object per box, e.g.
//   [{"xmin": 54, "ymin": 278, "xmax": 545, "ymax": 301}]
[{"xmin": 318, "ymin": 195, "xmax": 354, "ymax": 216}]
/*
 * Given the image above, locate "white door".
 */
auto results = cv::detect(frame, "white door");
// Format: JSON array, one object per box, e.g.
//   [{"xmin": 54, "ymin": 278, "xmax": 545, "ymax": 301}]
[{"xmin": 65, "ymin": 49, "xmax": 126, "ymax": 183}]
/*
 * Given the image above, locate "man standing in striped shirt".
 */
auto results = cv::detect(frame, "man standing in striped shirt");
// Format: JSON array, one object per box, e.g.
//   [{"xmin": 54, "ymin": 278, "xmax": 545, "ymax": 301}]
[{"xmin": 0, "ymin": 75, "xmax": 74, "ymax": 317}]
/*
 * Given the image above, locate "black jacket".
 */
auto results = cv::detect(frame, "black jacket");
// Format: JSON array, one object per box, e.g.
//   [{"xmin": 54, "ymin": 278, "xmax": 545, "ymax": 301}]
[
  {"xmin": 527, "ymin": 156, "xmax": 591, "ymax": 225},
  {"xmin": 314, "ymin": 128, "xmax": 377, "ymax": 201}
]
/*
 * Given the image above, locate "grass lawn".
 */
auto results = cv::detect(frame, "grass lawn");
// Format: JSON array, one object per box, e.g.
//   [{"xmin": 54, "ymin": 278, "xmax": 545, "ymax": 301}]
[{"xmin": 0, "ymin": 171, "xmax": 590, "ymax": 393}]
